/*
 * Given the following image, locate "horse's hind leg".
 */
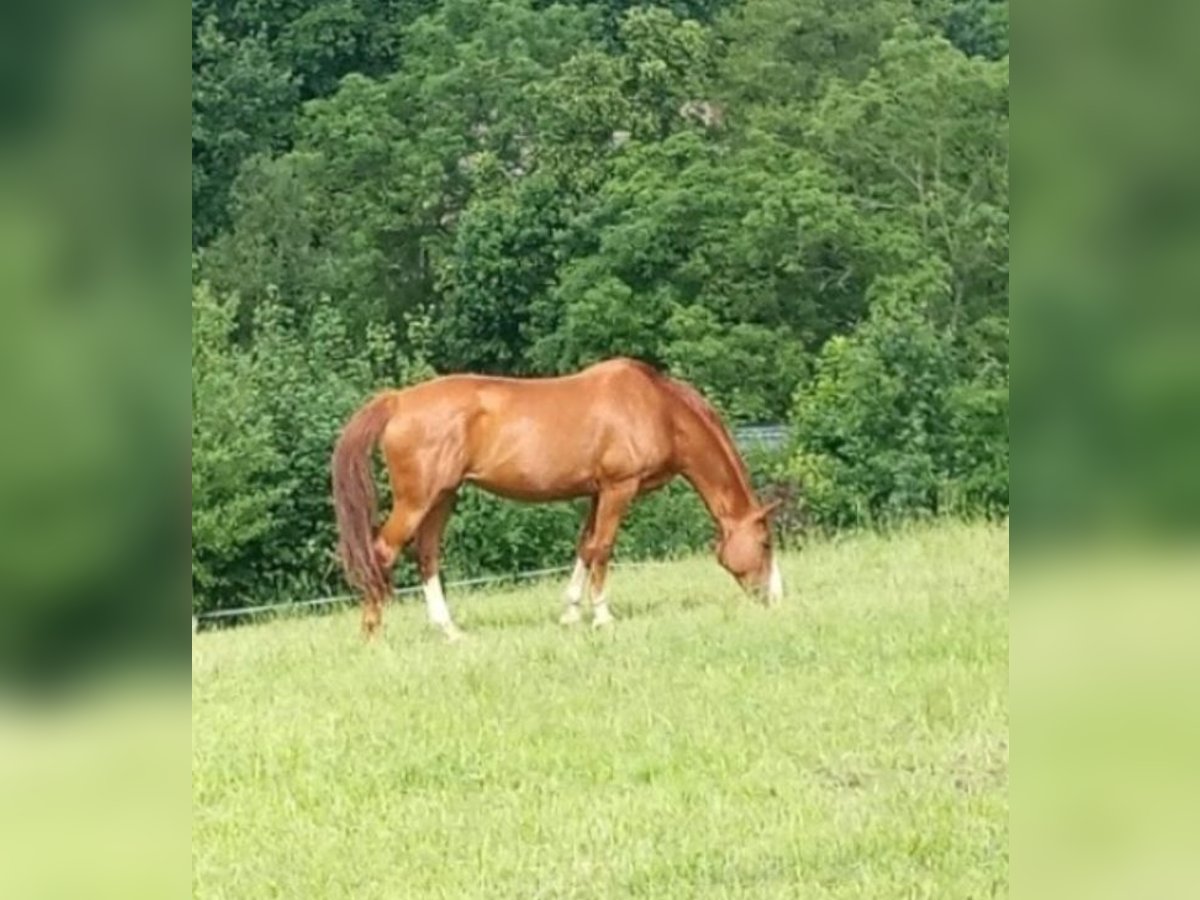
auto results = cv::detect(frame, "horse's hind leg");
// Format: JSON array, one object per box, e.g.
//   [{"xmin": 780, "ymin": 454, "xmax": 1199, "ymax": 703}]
[
  {"xmin": 364, "ymin": 501, "xmax": 427, "ymax": 638},
  {"xmin": 561, "ymin": 496, "xmax": 598, "ymax": 625},
  {"xmin": 414, "ymin": 491, "xmax": 462, "ymax": 641},
  {"xmin": 362, "ymin": 590, "xmax": 385, "ymax": 639}
]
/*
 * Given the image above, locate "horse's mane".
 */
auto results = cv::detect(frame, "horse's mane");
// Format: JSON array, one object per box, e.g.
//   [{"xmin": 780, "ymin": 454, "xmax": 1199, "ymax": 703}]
[{"xmin": 624, "ymin": 359, "xmax": 753, "ymax": 489}]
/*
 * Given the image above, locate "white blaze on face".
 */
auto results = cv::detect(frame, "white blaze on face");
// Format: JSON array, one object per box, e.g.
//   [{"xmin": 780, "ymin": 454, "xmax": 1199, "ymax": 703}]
[{"xmin": 767, "ymin": 554, "xmax": 783, "ymax": 603}]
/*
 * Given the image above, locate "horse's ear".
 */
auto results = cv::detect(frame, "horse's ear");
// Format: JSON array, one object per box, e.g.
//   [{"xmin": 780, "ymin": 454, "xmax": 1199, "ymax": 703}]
[{"xmin": 755, "ymin": 499, "xmax": 783, "ymax": 521}]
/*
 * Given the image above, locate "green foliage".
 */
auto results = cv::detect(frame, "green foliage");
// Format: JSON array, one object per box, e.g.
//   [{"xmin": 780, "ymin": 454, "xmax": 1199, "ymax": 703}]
[
  {"xmin": 191, "ymin": 283, "xmax": 408, "ymax": 610},
  {"xmin": 440, "ymin": 479, "xmax": 724, "ymax": 582},
  {"xmin": 191, "ymin": 0, "xmax": 1009, "ymax": 611},
  {"xmin": 810, "ymin": 23, "xmax": 1008, "ymax": 333},
  {"xmin": 715, "ymin": 0, "xmax": 910, "ymax": 113},
  {"xmin": 241, "ymin": 298, "xmax": 399, "ymax": 602},
  {"xmin": 789, "ymin": 295, "xmax": 1007, "ymax": 527},
  {"xmin": 927, "ymin": 0, "xmax": 1009, "ymax": 60},
  {"xmin": 617, "ymin": 7, "xmax": 718, "ymax": 137},
  {"xmin": 203, "ymin": 0, "xmax": 603, "ymax": 336},
  {"xmin": 434, "ymin": 175, "xmax": 571, "ymax": 373},
  {"xmin": 441, "ymin": 491, "xmax": 583, "ymax": 579},
  {"xmin": 526, "ymin": 131, "xmax": 859, "ymax": 419},
  {"xmin": 663, "ymin": 304, "xmax": 806, "ymax": 422},
  {"xmin": 191, "ymin": 285, "xmax": 285, "ymax": 608},
  {"xmin": 192, "ymin": 17, "xmax": 298, "ymax": 246}
]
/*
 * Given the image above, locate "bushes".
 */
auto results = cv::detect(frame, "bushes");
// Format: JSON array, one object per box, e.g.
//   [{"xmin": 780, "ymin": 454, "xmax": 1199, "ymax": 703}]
[
  {"xmin": 191, "ymin": 285, "xmax": 286, "ymax": 608},
  {"xmin": 191, "ymin": 284, "xmax": 408, "ymax": 611},
  {"xmin": 434, "ymin": 480, "xmax": 721, "ymax": 582},
  {"xmin": 788, "ymin": 297, "xmax": 1008, "ymax": 528}
]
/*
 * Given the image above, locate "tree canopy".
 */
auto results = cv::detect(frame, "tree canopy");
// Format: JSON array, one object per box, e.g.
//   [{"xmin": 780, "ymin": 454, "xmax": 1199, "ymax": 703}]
[{"xmin": 192, "ymin": 0, "xmax": 1008, "ymax": 610}]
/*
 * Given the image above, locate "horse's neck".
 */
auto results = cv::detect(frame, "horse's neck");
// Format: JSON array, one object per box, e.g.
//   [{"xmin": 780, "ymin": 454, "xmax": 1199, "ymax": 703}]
[{"xmin": 679, "ymin": 420, "xmax": 756, "ymax": 526}]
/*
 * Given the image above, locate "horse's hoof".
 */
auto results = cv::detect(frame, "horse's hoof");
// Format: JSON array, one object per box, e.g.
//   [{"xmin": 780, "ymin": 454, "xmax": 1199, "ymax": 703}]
[
  {"xmin": 559, "ymin": 606, "xmax": 583, "ymax": 626},
  {"xmin": 442, "ymin": 624, "xmax": 466, "ymax": 643},
  {"xmin": 591, "ymin": 607, "xmax": 614, "ymax": 628}
]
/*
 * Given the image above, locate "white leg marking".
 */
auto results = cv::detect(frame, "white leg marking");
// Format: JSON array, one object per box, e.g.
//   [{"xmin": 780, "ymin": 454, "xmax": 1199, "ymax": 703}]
[
  {"xmin": 767, "ymin": 555, "xmax": 783, "ymax": 605},
  {"xmin": 424, "ymin": 574, "xmax": 462, "ymax": 639},
  {"xmin": 591, "ymin": 590, "xmax": 614, "ymax": 628},
  {"xmin": 565, "ymin": 557, "xmax": 587, "ymax": 603},
  {"xmin": 560, "ymin": 557, "xmax": 587, "ymax": 625}
]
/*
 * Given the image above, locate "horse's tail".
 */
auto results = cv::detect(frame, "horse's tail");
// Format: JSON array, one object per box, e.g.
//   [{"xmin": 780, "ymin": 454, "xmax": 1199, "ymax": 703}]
[{"xmin": 331, "ymin": 392, "xmax": 397, "ymax": 599}]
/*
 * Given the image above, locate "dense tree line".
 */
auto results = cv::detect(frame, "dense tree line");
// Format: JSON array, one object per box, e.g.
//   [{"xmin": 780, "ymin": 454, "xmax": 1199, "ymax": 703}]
[{"xmin": 192, "ymin": 0, "xmax": 1008, "ymax": 611}]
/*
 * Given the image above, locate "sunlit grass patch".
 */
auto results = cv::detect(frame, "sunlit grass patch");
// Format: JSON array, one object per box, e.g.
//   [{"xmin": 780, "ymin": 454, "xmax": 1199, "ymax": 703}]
[{"xmin": 193, "ymin": 520, "xmax": 1008, "ymax": 898}]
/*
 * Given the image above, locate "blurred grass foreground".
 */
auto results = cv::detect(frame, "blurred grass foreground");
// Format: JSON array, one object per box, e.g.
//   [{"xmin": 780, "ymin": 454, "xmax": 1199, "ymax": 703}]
[{"xmin": 0, "ymin": 0, "xmax": 188, "ymax": 897}]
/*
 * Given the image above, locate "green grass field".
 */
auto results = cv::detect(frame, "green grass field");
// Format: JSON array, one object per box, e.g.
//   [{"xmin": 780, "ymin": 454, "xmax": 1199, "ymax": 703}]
[{"xmin": 192, "ymin": 520, "xmax": 1008, "ymax": 899}]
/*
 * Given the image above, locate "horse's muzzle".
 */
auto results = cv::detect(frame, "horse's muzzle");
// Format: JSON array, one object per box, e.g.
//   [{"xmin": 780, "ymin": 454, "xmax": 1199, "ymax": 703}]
[
  {"xmin": 742, "ymin": 561, "xmax": 783, "ymax": 606},
  {"xmin": 766, "ymin": 556, "xmax": 783, "ymax": 605}
]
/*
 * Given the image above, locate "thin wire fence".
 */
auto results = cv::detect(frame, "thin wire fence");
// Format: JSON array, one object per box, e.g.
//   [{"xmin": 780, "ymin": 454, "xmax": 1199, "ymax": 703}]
[
  {"xmin": 193, "ymin": 558, "xmax": 679, "ymax": 631},
  {"xmin": 733, "ymin": 424, "xmax": 790, "ymax": 450}
]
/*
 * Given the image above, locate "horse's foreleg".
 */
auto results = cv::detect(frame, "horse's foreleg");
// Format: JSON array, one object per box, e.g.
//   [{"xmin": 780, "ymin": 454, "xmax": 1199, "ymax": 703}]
[
  {"xmin": 414, "ymin": 492, "xmax": 462, "ymax": 641},
  {"xmin": 561, "ymin": 496, "xmax": 599, "ymax": 625},
  {"xmin": 583, "ymin": 481, "xmax": 638, "ymax": 628}
]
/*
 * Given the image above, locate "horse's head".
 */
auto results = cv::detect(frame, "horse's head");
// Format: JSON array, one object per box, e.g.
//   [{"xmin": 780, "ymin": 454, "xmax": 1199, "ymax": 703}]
[{"xmin": 716, "ymin": 500, "xmax": 783, "ymax": 605}]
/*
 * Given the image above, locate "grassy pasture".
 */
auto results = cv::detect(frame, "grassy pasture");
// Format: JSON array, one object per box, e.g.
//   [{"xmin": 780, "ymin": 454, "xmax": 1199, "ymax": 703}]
[{"xmin": 192, "ymin": 520, "xmax": 1008, "ymax": 898}]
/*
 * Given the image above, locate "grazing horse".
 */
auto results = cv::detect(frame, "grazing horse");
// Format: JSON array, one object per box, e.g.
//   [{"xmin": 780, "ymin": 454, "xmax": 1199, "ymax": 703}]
[{"xmin": 332, "ymin": 358, "xmax": 782, "ymax": 640}]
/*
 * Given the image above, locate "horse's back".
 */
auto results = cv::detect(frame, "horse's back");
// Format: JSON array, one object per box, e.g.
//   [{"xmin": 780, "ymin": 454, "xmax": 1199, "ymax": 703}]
[
  {"xmin": 402, "ymin": 357, "xmax": 665, "ymax": 419},
  {"xmin": 475, "ymin": 358, "xmax": 670, "ymax": 431},
  {"xmin": 382, "ymin": 359, "xmax": 677, "ymax": 499}
]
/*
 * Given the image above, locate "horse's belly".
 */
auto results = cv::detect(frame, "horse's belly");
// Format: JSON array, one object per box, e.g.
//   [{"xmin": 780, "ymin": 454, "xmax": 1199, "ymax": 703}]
[
  {"xmin": 462, "ymin": 403, "xmax": 670, "ymax": 499},
  {"xmin": 465, "ymin": 472, "xmax": 593, "ymax": 502}
]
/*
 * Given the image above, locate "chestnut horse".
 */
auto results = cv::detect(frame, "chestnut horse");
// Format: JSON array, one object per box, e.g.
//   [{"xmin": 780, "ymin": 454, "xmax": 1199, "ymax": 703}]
[{"xmin": 332, "ymin": 358, "xmax": 782, "ymax": 640}]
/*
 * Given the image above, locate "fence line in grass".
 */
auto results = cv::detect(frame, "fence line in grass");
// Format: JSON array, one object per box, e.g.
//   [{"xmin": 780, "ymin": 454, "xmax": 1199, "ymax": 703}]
[{"xmin": 192, "ymin": 558, "xmax": 680, "ymax": 631}]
